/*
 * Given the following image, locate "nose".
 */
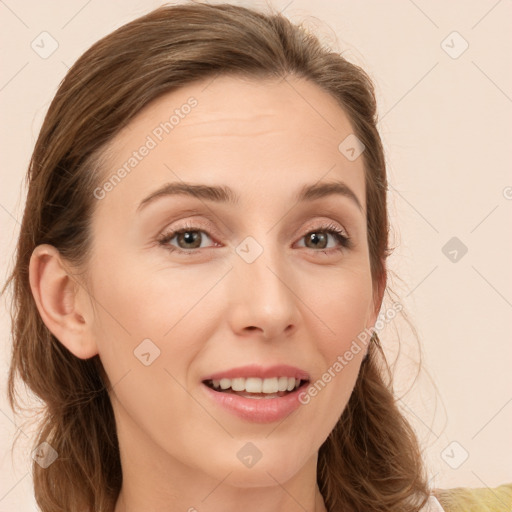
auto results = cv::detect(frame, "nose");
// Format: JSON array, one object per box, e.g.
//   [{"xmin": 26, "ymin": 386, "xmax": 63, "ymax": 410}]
[{"xmin": 227, "ymin": 241, "xmax": 299, "ymax": 340}]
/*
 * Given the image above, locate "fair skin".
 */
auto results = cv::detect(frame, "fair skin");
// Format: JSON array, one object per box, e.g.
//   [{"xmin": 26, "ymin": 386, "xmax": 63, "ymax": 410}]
[{"xmin": 29, "ymin": 75, "xmax": 384, "ymax": 512}]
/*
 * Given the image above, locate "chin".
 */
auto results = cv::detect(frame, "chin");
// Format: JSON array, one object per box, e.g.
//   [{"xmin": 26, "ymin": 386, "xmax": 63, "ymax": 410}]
[{"xmin": 207, "ymin": 451, "xmax": 304, "ymax": 488}]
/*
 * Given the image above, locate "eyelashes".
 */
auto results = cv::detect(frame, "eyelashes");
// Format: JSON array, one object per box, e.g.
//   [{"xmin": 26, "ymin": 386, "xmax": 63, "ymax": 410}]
[
  {"xmin": 156, "ymin": 220, "xmax": 353, "ymax": 256},
  {"xmin": 295, "ymin": 222, "xmax": 352, "ymax": 252}
]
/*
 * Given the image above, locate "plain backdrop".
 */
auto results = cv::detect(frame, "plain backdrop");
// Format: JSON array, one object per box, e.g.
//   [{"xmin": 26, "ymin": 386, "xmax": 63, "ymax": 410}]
[{"xmin": 1, "ymin": 1, "xmax": 511, "ymax": 510}]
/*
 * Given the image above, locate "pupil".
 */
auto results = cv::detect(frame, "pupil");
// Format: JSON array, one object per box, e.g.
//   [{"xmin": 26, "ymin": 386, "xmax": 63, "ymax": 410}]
[
  {"xmin": 309, "ymin": 232, "xmax": 326, "ymax": 249},
  {"xmin": 181, "ymin": 231, "xmax": 200, "ymax": 248}
]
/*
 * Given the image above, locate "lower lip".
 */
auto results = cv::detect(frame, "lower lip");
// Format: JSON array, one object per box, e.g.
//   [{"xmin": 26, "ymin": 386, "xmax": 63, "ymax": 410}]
[{"xmin": 201, "ymin": 382, "xmax": 308, "ymax": 423}]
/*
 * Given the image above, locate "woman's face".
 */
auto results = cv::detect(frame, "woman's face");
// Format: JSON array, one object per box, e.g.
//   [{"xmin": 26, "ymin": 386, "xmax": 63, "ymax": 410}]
[{"xmin": 86, "ymin": 75, "xmax": 381, "ymax": 489}]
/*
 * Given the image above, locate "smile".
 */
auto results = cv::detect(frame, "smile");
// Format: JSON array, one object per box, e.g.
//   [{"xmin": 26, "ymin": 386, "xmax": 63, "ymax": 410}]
[{"xmin": 204, "ymin": 376, "xmax": 306, "ymax": 397}]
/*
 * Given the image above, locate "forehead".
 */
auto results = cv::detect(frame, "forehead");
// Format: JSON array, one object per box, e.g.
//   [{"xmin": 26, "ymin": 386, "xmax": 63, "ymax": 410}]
[{"xmin": 94, "ymin": 74, "xmax": 366, "ymax": 216}]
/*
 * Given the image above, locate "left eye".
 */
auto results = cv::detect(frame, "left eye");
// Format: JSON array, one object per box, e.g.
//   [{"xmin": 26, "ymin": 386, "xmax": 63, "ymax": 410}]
[{"xmin": 297, "ymin": 226, "xmax": 350, "ymax": 251}]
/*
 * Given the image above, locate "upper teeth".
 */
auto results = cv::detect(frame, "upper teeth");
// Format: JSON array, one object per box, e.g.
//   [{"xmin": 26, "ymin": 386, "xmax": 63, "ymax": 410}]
[{"xmin": 211, "ymin": 377, "xmax": 302, "ymax": 393}]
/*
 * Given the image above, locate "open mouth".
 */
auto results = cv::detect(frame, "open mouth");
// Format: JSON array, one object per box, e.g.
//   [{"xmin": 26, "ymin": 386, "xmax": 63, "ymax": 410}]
[{"xmin": 203, "ymin": 378, "xmax": 309, "ymax": 399}]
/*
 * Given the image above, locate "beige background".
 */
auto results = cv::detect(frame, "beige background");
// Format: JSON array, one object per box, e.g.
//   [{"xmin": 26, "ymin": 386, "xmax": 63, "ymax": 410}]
[{"xmin": 1, "ymin": 0, "xmax": 511, "ymax": 509}]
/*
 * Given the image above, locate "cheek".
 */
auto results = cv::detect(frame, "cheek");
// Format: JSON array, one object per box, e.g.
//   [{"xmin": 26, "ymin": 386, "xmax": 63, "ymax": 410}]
[
  {"xmin": 307, "ymin": 266, "xmax": 374, "ymax": 350},
  {"xmin": 299, "ymin": 267, "xmax": 373, "ymax": 417},
  {"xmin": 87, "ymin": 258, "xmax": 213, "ymax": 451},
  {"xmin": 88, "ymin": 255, "xmax": 227, "ymax": 382}
]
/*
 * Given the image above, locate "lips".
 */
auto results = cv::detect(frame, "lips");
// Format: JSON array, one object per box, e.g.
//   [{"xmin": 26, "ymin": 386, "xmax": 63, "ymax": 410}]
[
  {"xmin": 200, "ymin": 364, "xmax": 312, "ymax": 422},
  {"xmin": 201, "ymin": 375, "xmax": 310, "ymax": 423}
]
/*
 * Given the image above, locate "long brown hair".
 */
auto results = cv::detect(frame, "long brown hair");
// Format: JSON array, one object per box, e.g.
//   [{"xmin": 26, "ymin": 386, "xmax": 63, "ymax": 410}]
[{"xmin": 3, "ymin": 2, "xmax": 431, "ymax": 511}]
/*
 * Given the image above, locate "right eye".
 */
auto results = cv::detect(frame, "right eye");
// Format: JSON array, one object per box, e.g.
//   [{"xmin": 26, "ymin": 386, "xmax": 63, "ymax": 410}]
[{"xmin": 157, "ymin": 222, "xmax": 219, "ymax": 254}]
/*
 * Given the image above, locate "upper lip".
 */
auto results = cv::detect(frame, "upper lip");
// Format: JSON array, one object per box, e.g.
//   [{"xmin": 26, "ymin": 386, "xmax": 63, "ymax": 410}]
[{"xmin": 202, "ymin": 364, "xmax": 310, "ymax": 382}]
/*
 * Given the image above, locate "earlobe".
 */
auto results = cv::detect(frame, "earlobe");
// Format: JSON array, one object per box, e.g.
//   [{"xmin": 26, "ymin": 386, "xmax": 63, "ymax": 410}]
[{"xmin": 29, "ymin": 244, "xmax": 98, "ymax": 360}]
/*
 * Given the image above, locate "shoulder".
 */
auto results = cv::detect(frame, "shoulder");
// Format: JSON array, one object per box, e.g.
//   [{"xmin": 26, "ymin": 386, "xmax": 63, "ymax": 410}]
[{"xmin": 431, "ymin": 482, "xmax": 512, "ymax": 512}]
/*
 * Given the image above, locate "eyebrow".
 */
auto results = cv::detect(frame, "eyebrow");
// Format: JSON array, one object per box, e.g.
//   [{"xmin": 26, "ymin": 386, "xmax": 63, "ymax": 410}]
[{"xmin": 137, "ymin": 180, "xmax": 363, "ymax": 214}]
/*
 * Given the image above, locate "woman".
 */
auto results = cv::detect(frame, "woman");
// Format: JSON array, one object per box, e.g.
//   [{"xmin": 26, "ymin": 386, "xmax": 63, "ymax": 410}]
[{"xmin": 3, "ymin": 2, "xmax": 509, "ymax": 511}]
